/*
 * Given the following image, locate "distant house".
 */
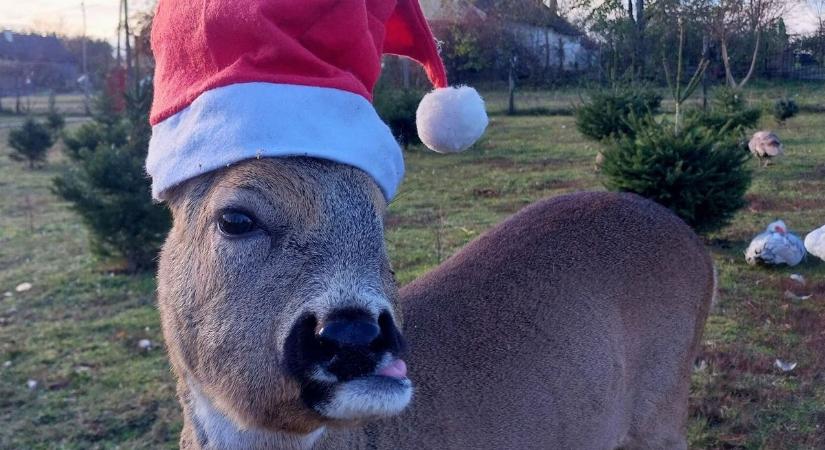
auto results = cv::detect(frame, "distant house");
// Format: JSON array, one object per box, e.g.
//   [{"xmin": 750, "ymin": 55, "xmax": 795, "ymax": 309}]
[
  {"xmin": 0, "ymin": 31, "xmax": 79, "ymax": 96},
  {"xmin": 421, "ymin": 0, "xmax": 594, "ymax": 72},
  {"xmin": 420, "ymin": 0, "xmax": 487, "ymax": 25}
]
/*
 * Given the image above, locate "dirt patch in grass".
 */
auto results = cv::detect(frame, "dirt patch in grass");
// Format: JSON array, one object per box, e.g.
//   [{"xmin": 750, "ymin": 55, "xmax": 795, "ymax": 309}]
[
  {"xmin": 746, "ymin": 193, "xmax": 825, "ymax": 213},
  {"xmin": 477, "ymin": 156, "xmax": 576, "ymax": 170},
  {"xmin": 799, "ymin": 164, "xmax": 825, "ymax": 180},
  {"xmin": 706, "ymin": 237, "xmax": 751, "ymax": 252},
  {"xmin": 794, "ymin": 180, "xmax": 825, "ymax": 195},
  {"xmin": 699, "ymin": 348, "xmax": 777, "ymax": 375},
  {"xmin": 787, "ymin": 307, "xmax": 825, "ymax": 370},
  {"xmin": 472, "ymin": 188, "xmax": 501, "ymax": 198},
  {"xmin": 489, "ymin": 200, "xmax": 532, "ymax": 215},
  {"xmin": 530, "ymin": 178, "xmax": 587, "ymax": 191},
  {"xmin": 810, "ymin": 281, "xmax": 825, "ymax": 297},
  {"xmin": 385, "ymin": 212, "xmax": 436, "ymax": 229}
]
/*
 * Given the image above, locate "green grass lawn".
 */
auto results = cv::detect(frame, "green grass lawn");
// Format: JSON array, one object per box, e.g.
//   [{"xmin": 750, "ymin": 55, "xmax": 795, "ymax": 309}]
[{"xmin": 1, "ymin": 89, "xmax": 825, "ymax": 448}]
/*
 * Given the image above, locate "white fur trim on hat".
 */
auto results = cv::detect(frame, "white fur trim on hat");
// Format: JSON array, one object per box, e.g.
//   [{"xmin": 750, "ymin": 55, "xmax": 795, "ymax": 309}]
[
  {"xmin": 415, "ymin": 86, "xmax": 488, "ymax": 154},
  {"xmin": 147, "ymin": 82, "xmax": 404, "ymax": 201}
]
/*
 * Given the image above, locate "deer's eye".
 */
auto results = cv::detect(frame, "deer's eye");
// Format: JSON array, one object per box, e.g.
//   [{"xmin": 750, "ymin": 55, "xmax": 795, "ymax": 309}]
[{"xmin": 217, "ymin": 211, "xmax": 257, "ymax": 236}]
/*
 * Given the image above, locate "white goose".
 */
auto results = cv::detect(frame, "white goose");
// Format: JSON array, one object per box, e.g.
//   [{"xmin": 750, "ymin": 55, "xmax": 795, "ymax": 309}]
[
  {"xmin": 804, "ymin": 225, "xmax": 825, "ymax": 261},
  {"xmin": 745, "ymin": 220, "xmax": 806, "ymax": 266}
]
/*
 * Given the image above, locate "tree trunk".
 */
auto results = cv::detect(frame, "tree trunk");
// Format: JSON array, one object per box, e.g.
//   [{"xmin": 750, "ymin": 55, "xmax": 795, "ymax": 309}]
[
  {"xmin": 628, "ymin": 0, "xmax": 636, "ymax": 75},
  {"xmin": 124, "ymin": 0, "xmax": 134, "ymax": 87},
  {"xmin": 701, "ymin": 36, "xmax": 709, "ymax": 111},
  {"xmin": 720, "ymin": 38, "xmax": 736, "ymax": 87},
  {"xmin": 721, "ymin": 30, "xmax": 762, "ymax": 89},
  {"xmin": 544, "ymin": 30, "xmax": 550, "ymax": 76},
  {"xmin": 400, "ymin": 58, "xmax": 410, "ymax": 89},
  {"xmin": 557, "ymin": 38, "xmax": 565, "ymax": 73},
  {"xmin": 15, "ymin": 74, "xmax": 21, "ymax": 114},
  {"xmin": 738, "ymin": 31, "xmax": 761, "ymax": 87},
  {"xmin": 635, "ymin": 0, "xmax": 645, "ymax": 78},
  {"xmin": 508, "ymin": 55, "xmax": 516, "ymax": 116}
]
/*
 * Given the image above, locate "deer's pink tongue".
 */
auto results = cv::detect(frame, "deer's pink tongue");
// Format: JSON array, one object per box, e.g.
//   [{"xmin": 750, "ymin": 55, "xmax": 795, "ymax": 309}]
[{"xmin": 377, "ymin": 359, "xmax": 407, "ymax": 379}]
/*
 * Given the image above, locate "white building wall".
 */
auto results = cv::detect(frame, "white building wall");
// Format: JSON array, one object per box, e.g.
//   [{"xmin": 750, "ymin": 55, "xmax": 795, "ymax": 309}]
[{"xmin": 511, "ymin": 23, "xmax": 591, "ymax": 70}]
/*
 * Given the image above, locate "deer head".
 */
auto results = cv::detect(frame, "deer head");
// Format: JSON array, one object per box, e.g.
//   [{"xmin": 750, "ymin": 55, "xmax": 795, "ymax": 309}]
[{"xmin": 157, "ymin": 157, "xmax": 410, "ymax": 447}]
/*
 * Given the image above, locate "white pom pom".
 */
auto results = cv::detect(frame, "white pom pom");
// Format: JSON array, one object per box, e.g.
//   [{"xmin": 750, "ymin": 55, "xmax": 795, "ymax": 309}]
[{"xmin": 416, "ymin": 86, "xmax": 488, "ymax": 153}]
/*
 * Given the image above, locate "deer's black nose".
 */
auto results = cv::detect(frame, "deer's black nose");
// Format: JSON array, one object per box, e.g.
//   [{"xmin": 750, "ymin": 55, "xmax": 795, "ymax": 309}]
[
  {"xmin": 317, "ymin": 319, "xmax": 380, "ymax": 349},
  {"xmin": 312, "ymin": 308, "xmax": 406, "ymax": 381}
]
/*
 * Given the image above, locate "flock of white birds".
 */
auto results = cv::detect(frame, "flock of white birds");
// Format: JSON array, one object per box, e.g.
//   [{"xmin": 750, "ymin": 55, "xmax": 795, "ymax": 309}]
[{"xmin": 745, "ymin": 130, "xmax": 825, "ymax": 266}]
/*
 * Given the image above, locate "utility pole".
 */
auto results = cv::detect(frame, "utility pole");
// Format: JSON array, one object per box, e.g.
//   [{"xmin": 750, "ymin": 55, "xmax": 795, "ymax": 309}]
[{"xmin": 81, "ymin": 1, "xmax": 90, "ymax": 115}]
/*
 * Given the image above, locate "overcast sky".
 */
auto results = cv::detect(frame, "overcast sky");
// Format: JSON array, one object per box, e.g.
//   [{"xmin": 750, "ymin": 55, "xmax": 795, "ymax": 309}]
[
  {"xmin": 0, "ymin": 0, "xmax": 820, "ymax": 42},
  {"xmin": 0, "ymin": 1, "xmax": 154, "ymax": 41}
]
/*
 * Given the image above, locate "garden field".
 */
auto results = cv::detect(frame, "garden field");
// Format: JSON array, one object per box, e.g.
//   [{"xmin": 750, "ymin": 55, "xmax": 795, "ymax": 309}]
[{"xmin": 1, "ymin": 86, "xmax": 825, "ymax": 448}]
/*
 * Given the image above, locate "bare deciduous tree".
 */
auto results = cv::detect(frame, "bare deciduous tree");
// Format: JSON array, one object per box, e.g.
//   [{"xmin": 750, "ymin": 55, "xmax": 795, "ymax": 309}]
[{"xmin": 709, "ymin": 0, "xmax": 797, "ymax": 89}]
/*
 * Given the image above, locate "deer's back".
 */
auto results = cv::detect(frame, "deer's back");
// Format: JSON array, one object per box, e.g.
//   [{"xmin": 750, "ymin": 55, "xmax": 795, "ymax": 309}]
[{"xmin": 322, "ymin": 192, "xmax": 713, "ymax": 449}]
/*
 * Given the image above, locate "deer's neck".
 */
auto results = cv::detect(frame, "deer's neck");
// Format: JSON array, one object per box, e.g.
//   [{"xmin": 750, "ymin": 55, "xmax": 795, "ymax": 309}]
[{"xmin": 183, "ymin": 378, "xmax": 325, "ymax": 450}]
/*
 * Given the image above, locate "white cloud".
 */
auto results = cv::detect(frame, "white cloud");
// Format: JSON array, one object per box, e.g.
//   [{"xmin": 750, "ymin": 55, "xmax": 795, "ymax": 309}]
[{"xmin": 787, "ymin": 2, "xmax": 819, "ymax": 36}]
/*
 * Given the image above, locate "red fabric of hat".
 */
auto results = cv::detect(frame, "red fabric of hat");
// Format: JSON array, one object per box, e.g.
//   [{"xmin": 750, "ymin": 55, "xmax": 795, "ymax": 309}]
[{"xmin": 147, "ymin": 0, "xmax": 486, "ymax": 201}]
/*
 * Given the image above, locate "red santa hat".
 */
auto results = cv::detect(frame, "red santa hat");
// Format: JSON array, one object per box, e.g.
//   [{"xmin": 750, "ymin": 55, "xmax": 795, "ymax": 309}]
[{"xmin": 147, "ymin": 0, "xmax": 488, "ymax": 201}]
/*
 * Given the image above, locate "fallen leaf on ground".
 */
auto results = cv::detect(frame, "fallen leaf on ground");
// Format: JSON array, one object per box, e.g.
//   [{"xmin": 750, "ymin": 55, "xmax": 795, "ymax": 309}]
[{"xmin": 774, "ymin": 359, "xmax": 797, "ymax": 372}]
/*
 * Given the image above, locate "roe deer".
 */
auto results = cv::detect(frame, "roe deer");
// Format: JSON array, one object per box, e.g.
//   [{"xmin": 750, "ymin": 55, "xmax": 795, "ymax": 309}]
[{"xmin": 157, "ymin": 157, "xmax": 714, "ymax": 449}]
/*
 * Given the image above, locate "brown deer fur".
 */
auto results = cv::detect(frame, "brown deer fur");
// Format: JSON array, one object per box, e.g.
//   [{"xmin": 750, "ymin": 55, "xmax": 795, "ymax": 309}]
[{"xmin": 158, "ymin": 157, "xmax": 713, "ymax": 449}]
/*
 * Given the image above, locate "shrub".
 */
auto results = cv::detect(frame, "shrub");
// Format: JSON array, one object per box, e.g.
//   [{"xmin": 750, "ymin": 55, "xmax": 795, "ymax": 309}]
[
  {"xmin": 692, "ymin": 87, "xmax": 760, "ymax": 134},
  {"xmin": 575, "ymin": 89, "xmax": 662, "ymax": 141},
  {"xmin": 600, "ymin": 115, "xmax": 752, "ymax": 234},
  {"xmin": 53, "ymin": 83, "xmax": 170, "ymax": 272},
  {"xmin": 374, "ymin": 88, "xmax": 424, "ymax": 149},
  {"xmin": 711, "ymin": 86, "xmax": 745, "ymax": 114},
  {"xmin": 63, "ymin": 120, "xmax": 128, "ymax": 160},
  {"xmin": 45, "ymin": 92, "xmax": 65, "ymax": 138},
  {"xmin": 8, "ymin": 118, "xmax": 54, "ymax": 169},
  {"xmin": 45, "ymin": 111, "xmax": 65, "ymax": 137},
  {"xmin": 773, "ymin": 98, "xmax": 799, "ymax": 124},
  {"xmin": 439, "ymin": 24, "xmax": 495, "ymax": 82}
]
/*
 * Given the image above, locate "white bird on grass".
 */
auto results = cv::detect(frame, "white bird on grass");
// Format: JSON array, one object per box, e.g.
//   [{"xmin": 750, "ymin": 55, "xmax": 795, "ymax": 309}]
[
  {"xmin": 745, "ymin": 220, "xmax": 806, "ymax": 266},
  {"xmin": 748, "ymin": 131, "xmax": 783, "ymax": 167},
  {"xmin": 804, "ymin": 225, "xmax": 825, "ymax": 261}
]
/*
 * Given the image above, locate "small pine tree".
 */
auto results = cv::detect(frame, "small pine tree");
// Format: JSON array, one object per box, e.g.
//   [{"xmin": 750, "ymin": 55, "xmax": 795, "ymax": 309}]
[
  {"xmin": 773, "ymin": 98, "xmax": 798, "ymax": 125},
  {"xmin": 45, "ymin": 111, "xmax": 65, "ymax": 138},
  {"xmin": 374, "ymin": 88, "xmax": 424, "ymax": 149},
  {"xmin": 53, "ymin": 82, "xmax": 170, "ymax": 272},
  {"xmin": 575, "ymin": 89, "xmax": 662, "ymax": 141},
  {"xmin": 62, "ymin": 116, "xmax": 128, "ymax": 160},
  {"xmin": 600, "ymin": 115, "xmax": 752, "ymax": 234},
  {"xmin": 8, "ymin": 118, "xmax": 54, "ymax": 169},
  {"xmin": 691, "ymin": 87, "xmax": 761, "ymax": 135},
  {"xmin": 45, "ymin": 91, "xmax": 65, "ymax": 138}
]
